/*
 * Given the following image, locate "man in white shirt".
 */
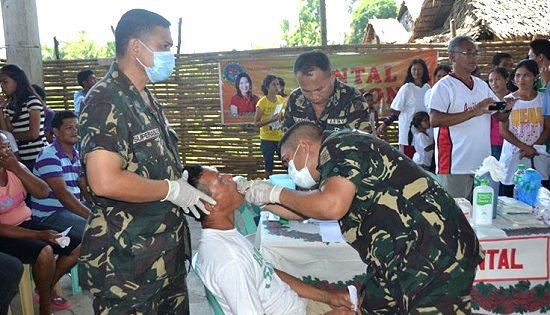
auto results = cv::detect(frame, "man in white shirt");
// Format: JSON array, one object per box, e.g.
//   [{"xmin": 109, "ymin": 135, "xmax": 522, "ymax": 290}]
[
  {"xmin": 428, "ymin": 35, "xmax": 499, "ymax": 199},
  {"xmin": 187, "ymin": 165, "xmax": 354, "ymax": 315}
]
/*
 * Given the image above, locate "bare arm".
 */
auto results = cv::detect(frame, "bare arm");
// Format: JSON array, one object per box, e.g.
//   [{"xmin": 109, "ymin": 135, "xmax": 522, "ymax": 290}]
[
  {"xmin": 85, "ymin": 149, "xmax": 169, "ymax": 202},
  {"xmin": 45, "ymin": 176, "xmax": 90, "ymax": 219},
  {"xmin": 0, "ymin": 149, "xmax": 49, "ymax": 198},
  {"xmin": 534, "ymin": 117, "xmax": 550, "ymax": 145},
  {"xmin": 263, "ymin": 204, "xmax": 308, "ymax": 220},
  {"xmin": 430, "ymin": 97, "xmax": 494, "ymax": 128},
  {"xmin": 278, "ymin": 177, "xmax": 356, "ymax": 220},
  {"xmin": 254, "ymin": 107, "xmax": 279, "ymax": 128},
  {"xmin": 12, "ymin": 109, "xmax": 42, "ymax": 141},
  {"xmin": 78, "ymin": 176, "xmax": 92, "ymax": 203},
  {"xmin": 0, "ymin": 223, "xmax": 59, "ymax": 244},
  {"xmin": 275, "ymin": 269, "xmax": 353, "ymax": 310}
]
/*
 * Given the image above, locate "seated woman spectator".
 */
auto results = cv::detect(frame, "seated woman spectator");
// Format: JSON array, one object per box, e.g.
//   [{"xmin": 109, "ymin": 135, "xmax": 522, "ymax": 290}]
[
  {"xmin": 0, "ymin": 65, "xmax": 48, "ymax": 170},
  {"xmin": 499, "ymin": 60, "xmax": 550, "ymax": 195},
  {"xmin": 0, "ymin": 133, "xmax": 75, "ymax": 314},
  {"xmin": 488, "ymin": 67, "xmax": 511, "ymax": 160},
  {"xmin": 378, "ymin": 59, "xmax": 430, "ymax": 158},
  {"xmin": 229, "ymin": 72, "xmax": 259, "ymax": 117}
]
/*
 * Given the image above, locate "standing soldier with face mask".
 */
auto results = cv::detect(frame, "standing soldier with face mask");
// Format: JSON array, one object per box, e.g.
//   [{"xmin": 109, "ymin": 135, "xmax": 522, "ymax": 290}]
[
  {"xmin": 78, "ymin": 9, "xmax": 215, "ymax": 314},
  {"xmin": 243, "ymin": 121, "xmax": 483, "ymax": 314}
]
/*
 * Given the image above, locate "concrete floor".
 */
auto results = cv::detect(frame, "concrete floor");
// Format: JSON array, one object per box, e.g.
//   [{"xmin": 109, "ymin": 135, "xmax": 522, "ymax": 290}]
[{"xmin": 9, "ymin": 218, "xmax": 212, "ymax": 315}]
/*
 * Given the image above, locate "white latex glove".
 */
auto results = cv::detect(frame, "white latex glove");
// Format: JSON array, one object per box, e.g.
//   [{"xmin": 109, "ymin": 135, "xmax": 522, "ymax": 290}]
[
  {"xmin": 244, "ymin": 180, "xmax": 284, "ymax": 205},
  {"xmin": 232, "ymin": 176, "xmax": 251, "ymax": 194},
  {"xmin": 162, "ymin": 171, "xmax": 217, "ymax": 219}
]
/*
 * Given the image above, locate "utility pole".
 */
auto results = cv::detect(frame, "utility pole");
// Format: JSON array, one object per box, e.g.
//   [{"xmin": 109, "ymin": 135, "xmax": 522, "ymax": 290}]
[
  {"xmin": 1, "ymin": 0, "xmax": 43, "ymax": 85},
  {"xmin": 319, "ymin": 0, "xmax": 327, "ymax": 46}
]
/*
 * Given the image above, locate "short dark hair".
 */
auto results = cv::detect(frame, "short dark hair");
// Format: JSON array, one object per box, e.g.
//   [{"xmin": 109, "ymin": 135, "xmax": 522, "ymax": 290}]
[
  {"xmin": 514, "ymin": 59, "xmax": 540, "ymax": 78},
  {"xmin": 277, "ymin": 77, "xmax": 287, "ymax": 97},
  {"xmin": 529, "ymin": 39, "xmax": 550, "ymax": 60},
  {"xmin": 32, "ymin": 84, "xmax": 46, "ymax": 101},
  {"xmin": 52, "ymin": 111, "xmax": 77, "ymax": 130},
  {"xmin": 491, "ymin": 52, "xmax": 513, "ymax": 66},
  {"xmin": 488, "ymin": 67, "xmax": 510, "ymax": 81},
  {"xmin": 293, "ymin": 51, "xmax": 331, "ymax": 76},
  {"xmin": 261, "ymin": 74, "xmax": 278, "ymax": 96},
  {"xmin": 434, "ymin": 64, "xmax": 452, "ymax": 77},
  {"xmin": 279, "ymin": 121, "xmax": 323, "ymax": 153},
  {"xmin": 77, "ymin": 70, "xmax": 94, "ymax": 87},
  {"xmin": 114, "ymin": 9, "xmax": 170, "ymax": 58},
  {"xmin": 403, "ymin": 59, "xmax": 430, "ymax": 85}
]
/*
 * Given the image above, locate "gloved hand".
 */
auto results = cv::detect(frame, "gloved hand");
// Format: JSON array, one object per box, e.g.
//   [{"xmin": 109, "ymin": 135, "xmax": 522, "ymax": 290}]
[
  {"xmin": 232, "ymin": 176, "xmax": 251, "ymax": 194},
  {"xmin": 244, "ymin": 180, "xmax": 283, "ymax": 205},
  {"xmin": 162, "ymin": 171, "xmax": 217, "ymax": 219}
]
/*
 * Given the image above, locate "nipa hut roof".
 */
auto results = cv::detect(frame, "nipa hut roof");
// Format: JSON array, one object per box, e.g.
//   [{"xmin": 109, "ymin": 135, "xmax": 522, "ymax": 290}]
[
  {"xmin": 363, "ymin": 18, "xmax": 411, "ymax": 44},
  {"xmin": 411, "ymin": 0, "xmax": 550, "ymax": 42}
]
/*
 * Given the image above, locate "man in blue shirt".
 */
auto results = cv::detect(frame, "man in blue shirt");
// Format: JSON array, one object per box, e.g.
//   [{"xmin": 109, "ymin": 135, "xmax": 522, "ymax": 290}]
[
  {"xmin": 30, "ymin": 110, "xmax": 89, "ymax": 251},
  {"xmin": 73, "ymin": 70, "xmax": 96, "ymax": 116}
]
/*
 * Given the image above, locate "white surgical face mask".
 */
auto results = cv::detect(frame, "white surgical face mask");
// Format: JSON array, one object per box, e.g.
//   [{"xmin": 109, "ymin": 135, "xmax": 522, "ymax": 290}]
[{"xmin": 288, "ymin": 144, "xmax": 317, "ymax": 189}]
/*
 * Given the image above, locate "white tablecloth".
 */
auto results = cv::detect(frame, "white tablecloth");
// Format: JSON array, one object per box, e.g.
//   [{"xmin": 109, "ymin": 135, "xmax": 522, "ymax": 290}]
[{"xmin": 255, "ymin": 211, "xmax": 366, "ymax": 285}]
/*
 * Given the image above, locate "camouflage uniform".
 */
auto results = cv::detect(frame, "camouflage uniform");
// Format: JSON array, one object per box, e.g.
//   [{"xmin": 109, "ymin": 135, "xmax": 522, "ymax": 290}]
[
  {"xmin": 78, "ymin": 62, "xmax": 191, "ymax": 315},
  {"xmin": 318, "ymin": 129, "xmax": 483, "ymax": 314},
  {"xmin": 282, "ymin": 79, "xmax": 372, "ymax": 133}
]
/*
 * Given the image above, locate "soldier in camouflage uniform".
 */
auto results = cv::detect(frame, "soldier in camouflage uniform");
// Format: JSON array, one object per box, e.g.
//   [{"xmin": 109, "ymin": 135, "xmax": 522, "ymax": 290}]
[
  {"xmin": 245, "ymin": 121, "xmax": 483, "ymax": 314},
  {"xmin": 282, "ymin": 51, "xmax": 374, "ymax": 134},
  {"xmin": 78, "ymin": 9, "xmax": 215, "ymax": 314}
]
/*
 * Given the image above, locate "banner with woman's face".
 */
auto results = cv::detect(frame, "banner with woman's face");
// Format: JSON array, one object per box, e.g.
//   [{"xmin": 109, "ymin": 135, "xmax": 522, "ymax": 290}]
[{"xmin": 219, "ymin": 50, "xmax": 438, "ymax": 124}]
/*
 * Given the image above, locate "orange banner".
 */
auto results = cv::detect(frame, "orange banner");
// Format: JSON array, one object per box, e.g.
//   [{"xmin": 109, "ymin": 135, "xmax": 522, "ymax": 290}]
[{"xmin": 219, "ymin": 50, "xmax": 439, "ymax": 124}]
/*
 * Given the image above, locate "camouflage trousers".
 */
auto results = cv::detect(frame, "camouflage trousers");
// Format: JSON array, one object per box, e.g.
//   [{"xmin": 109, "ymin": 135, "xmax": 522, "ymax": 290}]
[
  {"xmin": 92, "ymin": 271, "xmax": 189, "ymax": 315},
  {"xmin": 359, "ymin": 265, "xmax": 477, "ymax": 314}
]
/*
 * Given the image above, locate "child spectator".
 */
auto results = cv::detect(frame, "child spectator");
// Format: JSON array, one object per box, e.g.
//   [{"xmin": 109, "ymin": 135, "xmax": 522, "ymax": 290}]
[{"xmin": 408, "ymin": 111, "xmax": 434, "ymax": 171}]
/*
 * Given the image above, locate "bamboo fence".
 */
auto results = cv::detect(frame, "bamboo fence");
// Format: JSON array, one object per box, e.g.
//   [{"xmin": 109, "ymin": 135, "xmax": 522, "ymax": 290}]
[{"xmin": 36, "ymin": 41, "xmax": 530, "ymax": 177}]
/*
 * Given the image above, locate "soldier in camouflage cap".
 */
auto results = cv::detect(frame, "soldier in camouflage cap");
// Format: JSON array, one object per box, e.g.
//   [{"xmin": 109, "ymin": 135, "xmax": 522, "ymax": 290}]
[
  {"xmin": 78, "ymin": 9, "xmax": 216, "ymax": 314},
  {"xmin": 245, "ymin": 121, "xmax": 483, "ymax": 314},
  {"xmin": 282, "ymin": 51, "xmax": 374, "ymax": 134}
]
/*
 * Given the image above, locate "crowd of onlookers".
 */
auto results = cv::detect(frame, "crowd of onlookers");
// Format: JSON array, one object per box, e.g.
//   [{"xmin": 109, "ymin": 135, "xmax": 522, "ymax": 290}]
[{"xmin": 0, "ymin": 68, "xmax": 95, "ymax": 315}]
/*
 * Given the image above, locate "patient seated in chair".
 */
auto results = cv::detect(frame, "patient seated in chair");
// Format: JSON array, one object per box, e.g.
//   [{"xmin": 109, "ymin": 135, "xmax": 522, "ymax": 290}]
[{"xmin": 185, "ymin": 165, "xmax": 355, "ymax": 315}]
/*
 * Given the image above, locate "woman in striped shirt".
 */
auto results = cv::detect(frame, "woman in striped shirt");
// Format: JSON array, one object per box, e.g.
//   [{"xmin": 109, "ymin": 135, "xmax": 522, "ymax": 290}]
[{"xmin": 0, "ymin": 65, "xmax": 47, "ymax": 170}]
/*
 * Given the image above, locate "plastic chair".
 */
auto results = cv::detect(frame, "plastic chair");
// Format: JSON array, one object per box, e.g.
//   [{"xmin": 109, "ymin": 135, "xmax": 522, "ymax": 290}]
[
  {"xmin": 191, "ymin": 254, "xmax": 225, "ymax": 315},
  {"xmin": 70, "ymin": 264, "xmax": 81, "ymax": 295},
  {"xmin": 15, "ymin": 264, "xmax": 34, "ymax": 315}
]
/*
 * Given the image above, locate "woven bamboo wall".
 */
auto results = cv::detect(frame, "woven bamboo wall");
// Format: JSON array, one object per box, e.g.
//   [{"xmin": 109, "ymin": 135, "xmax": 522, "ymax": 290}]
[{"xmin": 39, "ymin": 41, "xmax": 531, "ymax": 178}]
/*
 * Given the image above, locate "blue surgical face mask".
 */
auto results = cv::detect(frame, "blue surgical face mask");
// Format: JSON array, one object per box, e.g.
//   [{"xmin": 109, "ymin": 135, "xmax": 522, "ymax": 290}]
[{"xmin": 136, "ymin": 40, "xmax": 175, "ymax": 83}]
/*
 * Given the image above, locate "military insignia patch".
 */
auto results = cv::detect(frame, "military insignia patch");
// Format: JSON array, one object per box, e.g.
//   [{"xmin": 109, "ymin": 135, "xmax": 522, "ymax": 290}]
[{"xmin": 319, "ymin": 147, "xmax": 331, "ymax": 166}]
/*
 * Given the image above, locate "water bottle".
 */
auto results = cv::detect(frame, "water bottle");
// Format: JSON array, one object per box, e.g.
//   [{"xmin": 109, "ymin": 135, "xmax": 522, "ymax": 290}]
[
  {"xmin": 473, "ymin": 179, "xmax": 494, "ymax": 225},
  {"xmin": 513, "ymin": 164, "xmax": 526, "ymax": 199}
]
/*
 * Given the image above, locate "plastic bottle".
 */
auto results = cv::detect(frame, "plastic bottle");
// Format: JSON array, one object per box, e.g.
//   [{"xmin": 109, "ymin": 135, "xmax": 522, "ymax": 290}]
[
  {"xmin": 513, "ymin": 164, "xmax": 526, "ymax": 199},
  {"xmin": 473, "ymin": 179, "xmax": 494, "ymax": 225}
]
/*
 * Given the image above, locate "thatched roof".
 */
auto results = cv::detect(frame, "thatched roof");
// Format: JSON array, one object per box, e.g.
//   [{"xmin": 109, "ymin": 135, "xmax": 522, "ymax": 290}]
[
  {"xmin": 410, "ymin": 0, "xmax": 550, "ymax": 43},
  {"xmin": 363, "ymin": 18, "xmax": 411, "ymax": 44}
]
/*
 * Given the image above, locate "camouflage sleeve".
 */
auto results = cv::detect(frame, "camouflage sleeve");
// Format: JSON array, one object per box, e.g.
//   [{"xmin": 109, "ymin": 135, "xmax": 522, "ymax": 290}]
[
  {"xmin": 79, "ymin": 101, "xmax": 130, "ymax": 169},
  {"xmin": 318, "ymin": 134, "xmax": 365, "ymax": 189},
  {"xmin": 282, "ymin": 92, "xmax": 298, "ymax": 133},
  {"xmin": 347, "ymin": 97, "xmax": 371, "ymax": 132}
]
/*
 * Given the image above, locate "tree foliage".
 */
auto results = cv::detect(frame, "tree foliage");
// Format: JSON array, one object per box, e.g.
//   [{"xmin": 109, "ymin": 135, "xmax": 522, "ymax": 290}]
[
  {"xmin": 281, "ymin": 0, "xmax": 321, "ymax": 47},
  {"xmin": 345, "ymin": 0, "xmax": 398, "ymax": 44},
  {"xmin": 41, "ymin": 31, "xmax": 115, "ymax": 60}
]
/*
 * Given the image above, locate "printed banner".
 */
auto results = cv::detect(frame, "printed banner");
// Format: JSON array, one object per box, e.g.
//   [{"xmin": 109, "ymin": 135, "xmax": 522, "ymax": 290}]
[
  {"xmin": 219, "ymin": 50, "xmax": 439, "ymax": 124},
  {"xmin": 475, "ymin": 236, "xmax": 550, "ymax": 282}
]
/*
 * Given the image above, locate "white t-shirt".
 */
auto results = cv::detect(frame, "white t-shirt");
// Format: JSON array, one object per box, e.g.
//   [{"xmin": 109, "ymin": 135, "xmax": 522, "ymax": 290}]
[
  {"xmin": 196, "ymin": 228, "xmax": 307, "ymax": 315},
  {"xmin": 499, "ymin": 93, "xmax": 549, "ymax": 184},
  {"xmin": 428, "ymin": 74, "xmax": 495, "ymax": 174},
  {"xmin": 412, "ymin": 128, "xmax": 434, "ymax": 167},
  {"xmin": 390, "ymin": 82, "xmax": 430, "ymax": 145}
]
